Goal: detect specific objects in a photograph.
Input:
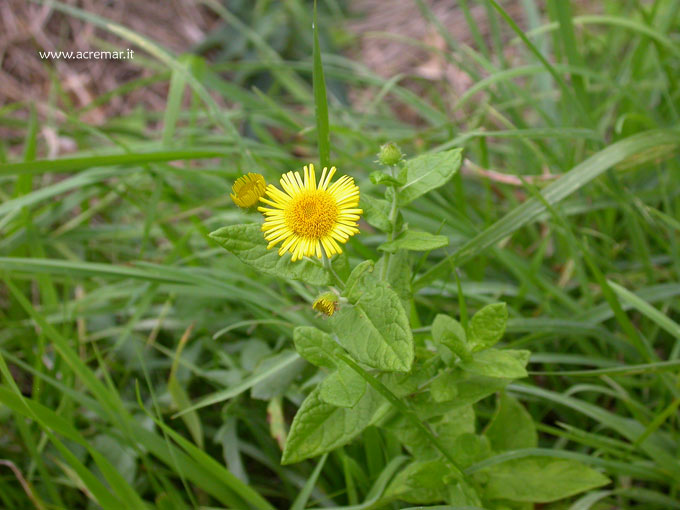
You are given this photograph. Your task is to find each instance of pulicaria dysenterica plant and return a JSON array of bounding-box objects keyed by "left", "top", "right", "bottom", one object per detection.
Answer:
[{"left": 211, "top": 150, "right": 610, "bottom": 508}]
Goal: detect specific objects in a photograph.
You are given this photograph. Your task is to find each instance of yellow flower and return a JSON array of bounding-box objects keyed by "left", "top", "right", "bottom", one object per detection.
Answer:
[
  {"left": 230, "top": 173, "right": 267, "bottom": 208},
  {"left": 313, "top": 292, "right": 338, "bottom": 316},
  {"left": 258, "top": 164, "right": 362, "bottom": 261}
]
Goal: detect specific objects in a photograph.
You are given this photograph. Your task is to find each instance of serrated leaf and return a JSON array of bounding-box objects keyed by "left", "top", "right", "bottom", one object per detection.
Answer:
[
  {"left": 485, "top": 393, "right": 537, "bottom": 451},
  {"left": 468, "top": 303, "right": 508, "bottom": 351},
  {"left": 398, "top": 148, "right": 463, "bottom": 205},
  {"left": 462, "top": 349, "right": 529, "bottom": 379},
  {"left": 432, "top": 314, "right": 469, "bottom": 360},
  {"left": 378, "top": 230, "right": 449, "bottom": 253},
  {"left": 281, "top": 385, "right": 385, "bottom": 464},
  {"left": 478, "top": 457, "right": 610, "bottom": 503},
  {"left": 209, "top": 224, "right": 329, "bottom": 285},
  {"left": 332, "top": 280, "right": 414, "bottom": 372},
  {"left": 360, "top": 194, "right": 392, "bottom": 232},
  {"left": 293, "top": 326, "right": 344, "bottom": 369},
  {"left": 319, "top": 362, "right": 366, "bottom": 408}
]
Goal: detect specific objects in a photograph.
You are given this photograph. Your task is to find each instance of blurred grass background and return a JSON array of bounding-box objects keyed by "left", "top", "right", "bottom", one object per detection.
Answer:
[{"left": 1, "top": 0, "right": 679, "bottom": 508}]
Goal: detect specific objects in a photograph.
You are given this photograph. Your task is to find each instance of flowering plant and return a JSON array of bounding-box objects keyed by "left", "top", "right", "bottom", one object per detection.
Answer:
[{"left": 210, "top": 147, "right": 608, "bottom": 508}]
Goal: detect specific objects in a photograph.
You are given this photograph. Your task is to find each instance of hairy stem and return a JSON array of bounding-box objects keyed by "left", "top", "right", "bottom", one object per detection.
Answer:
[
  {"left": 322, "top": 251, "right": 345, "bottom": 289},
  {"left": 380, "top": 166, "right": 400, "bottom": 281}
]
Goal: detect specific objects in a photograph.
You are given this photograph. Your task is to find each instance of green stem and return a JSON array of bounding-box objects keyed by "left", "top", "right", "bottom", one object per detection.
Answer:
[
  {"left": 337, "top": 354, "right": 466, "bottom": 480},
  {"left": 322, "top": 251, "right": 345, "bottom": 289},
  {"left": 380, "top": 167, "right": 400, "bottom": 281}
]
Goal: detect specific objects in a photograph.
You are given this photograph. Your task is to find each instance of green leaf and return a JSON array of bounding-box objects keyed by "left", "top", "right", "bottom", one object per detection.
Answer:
[
  {"left": 485, "top": 393, "right": 537, "bottom": 451},
  {"left": 360, "top": 194, "right": 392, "bottom": 232},
  {"left": 378, "top": 230, "right": 449, "bottom": 253},
  {"left": 293, "top": 326, "right": 344, "bottom": 369},
  {"left": 448, "top": 433, "right": 492, "bottom": 468},
  {"left": 375, "top": 250, "right": 412, "bottom": 310},
  {"left": 430, "top": 371, "right": 459, "bottom": 403},
  {"left": 455, "top": 373, "right": 513, "bottom": 406},
  {"left": 383, "top": 459, "right": 455, "bottom": 504},
  {"left": 468, "top": 303, "right": 508, "bottom": 351},
  {"left": 436, "top": 405, "right": 477, "bottom": 444},
  {"left": 447, "top": 479, "right": 483, "bottom": 507},
  {"left": 332, "top": 250, "right": 351, "bottom": 281},
  {"left": 462, "top": 349, "right": 529, "bottom": 379},
  {"left": 478, "top": 457, "right": 610, "bottom": 503},
  {"left": 281, "top": 385, "right": 385, "bottom": 464},
  {"left": 370, "top": 170, "right": 405, "bottom": 186},
  {"left": 398, "top": 148, "right": 463, "bottom": 205},
  {"left": 332, "top": 279, "right": 414, "bottom": 372},
  {"left": 380, "top": 356, "right": 438, "bottom": 398},
  {"left": 209, "top": 224, "right": 329, "bottom": 285},
  {"left": 386, "top": 403, "right": 475, "bottom": 460},
  {"left": 432, "top": 314, "right": 469, "bottom": 360},
  {"left": 319, "top": 362, "right": 367, "bottom": 408},
  {"left": 344, "top": 260, "right": 377, "bottom": 303}
]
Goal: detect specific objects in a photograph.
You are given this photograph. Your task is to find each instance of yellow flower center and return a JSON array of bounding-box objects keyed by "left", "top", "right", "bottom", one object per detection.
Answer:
[{"left": 285, "top": 189, "right": 338, "bottom": 238}]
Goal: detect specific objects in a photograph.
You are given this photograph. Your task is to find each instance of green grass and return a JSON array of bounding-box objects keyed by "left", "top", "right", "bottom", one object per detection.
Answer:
[{"left": 1, "top": 0, "right": 679, "bottom": 508}]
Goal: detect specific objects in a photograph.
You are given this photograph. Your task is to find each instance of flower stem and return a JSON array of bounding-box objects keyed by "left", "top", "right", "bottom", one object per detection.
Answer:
[
  {"left": 322, "top": 251, "right": 345, "bottom": 289},
  {"left": 337, "top": 353, "right": 466, "bottom": 480},
  {"left": 380, "top": 166, "right": 400, "bottom": 280}
]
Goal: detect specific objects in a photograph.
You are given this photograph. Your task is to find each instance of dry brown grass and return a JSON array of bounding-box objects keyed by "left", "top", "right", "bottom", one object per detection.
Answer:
[{"left": 0, "top": 0, "right": 218, "bottom": 121}]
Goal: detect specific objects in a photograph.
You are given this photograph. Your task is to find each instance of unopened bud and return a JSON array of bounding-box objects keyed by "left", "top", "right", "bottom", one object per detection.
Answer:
[{"left": 377, "top": 142, "right": 403, "bottom": 166}]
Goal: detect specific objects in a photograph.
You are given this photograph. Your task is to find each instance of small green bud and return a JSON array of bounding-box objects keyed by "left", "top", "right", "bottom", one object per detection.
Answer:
[{"left": 377, "top": 142, "right": 403, "bottom": 166}]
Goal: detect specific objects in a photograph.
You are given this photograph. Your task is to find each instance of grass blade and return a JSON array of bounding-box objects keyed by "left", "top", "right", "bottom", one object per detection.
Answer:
[
  {"left": 290, "top": 453, "right": 328, "bottom": 510},
  {"left": 415, "top": 129, "right": 680, "bottom": 289},
  {"left": 313, "top": 0, "right": 331, "bottom": 168},
  {"left": 608, "top": 280, "right": 680, "bottom": 343}
]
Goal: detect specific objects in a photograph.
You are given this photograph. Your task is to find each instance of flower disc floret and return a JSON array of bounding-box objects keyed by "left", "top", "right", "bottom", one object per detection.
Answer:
[
  {"left": 313, "top": 292, "right": 338, "bottom": 316},
  {"left": 230, "top": 173, "right": 267, "bottom": 208},
  {"left": 258, "top": 164, "right": 362, "bottom": 261}
]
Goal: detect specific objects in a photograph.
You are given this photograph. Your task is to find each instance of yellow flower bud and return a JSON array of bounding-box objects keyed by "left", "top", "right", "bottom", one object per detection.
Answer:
[
  {"left": 312, "top": 292, "right": 338, "bottom": 316},
  {"left": 230, "top": 173, "right": 267, "bottom": 208}
]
